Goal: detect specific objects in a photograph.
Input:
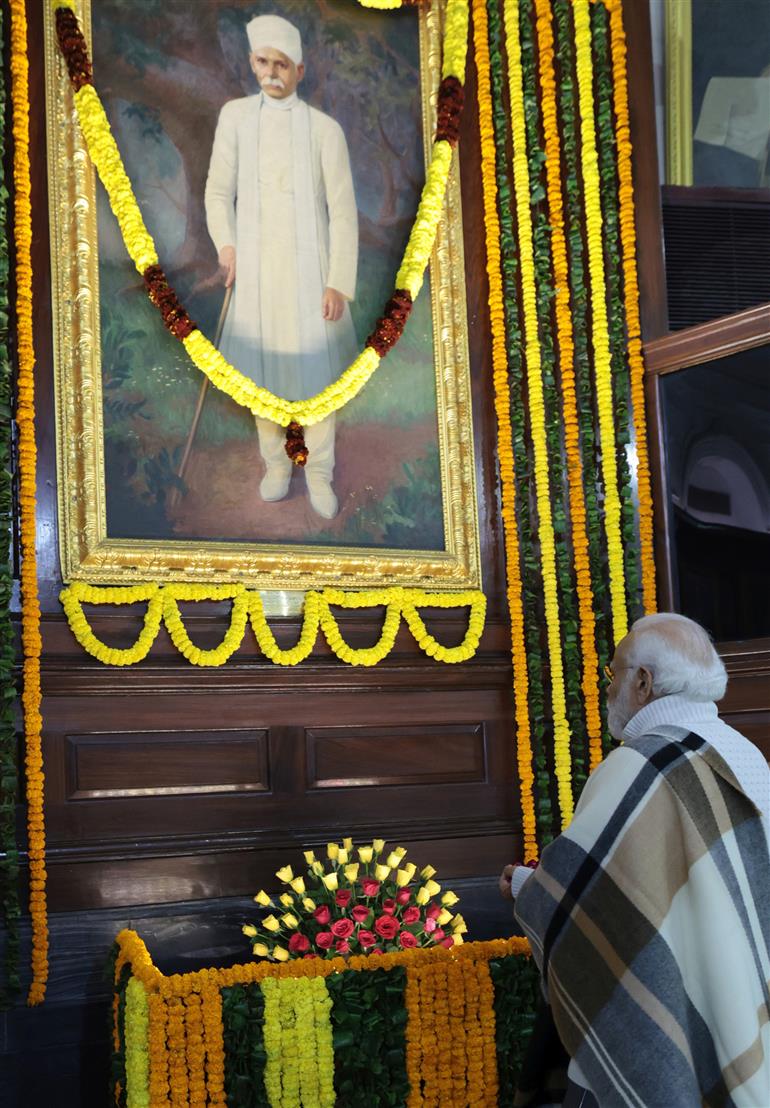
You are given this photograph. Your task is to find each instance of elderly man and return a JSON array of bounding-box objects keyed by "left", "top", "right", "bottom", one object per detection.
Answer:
[
  {"left": 205, "top": 14, "right": 359, "bottom": 519},
  {"left": 502, "top": 613, "right": 770, "bottom": 1107}
]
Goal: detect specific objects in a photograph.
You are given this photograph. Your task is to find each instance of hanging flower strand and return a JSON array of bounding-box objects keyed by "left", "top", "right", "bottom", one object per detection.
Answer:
[{"left": 51, "top": 0, "right": 469, "bottom": 429}]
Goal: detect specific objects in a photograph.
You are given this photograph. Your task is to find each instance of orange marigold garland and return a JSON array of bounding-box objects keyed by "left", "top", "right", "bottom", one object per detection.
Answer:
[
  {"left": 10, "top": 0, "right": 48, "bottom": 1006},
  {"left": 603, "top": 0, "right": 657, "bottom": 614},
  {"left": 471, "top": 0, "right": 538, "bottom": 861}
]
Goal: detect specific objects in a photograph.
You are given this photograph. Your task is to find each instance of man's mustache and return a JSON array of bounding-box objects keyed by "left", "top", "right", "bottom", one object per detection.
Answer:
[{"left": 262, "top": 77, "right": 285, "bottom": 89}]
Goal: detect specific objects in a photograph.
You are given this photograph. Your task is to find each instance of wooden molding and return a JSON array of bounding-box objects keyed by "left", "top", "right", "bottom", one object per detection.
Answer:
[{"left": 644, "top": 302, "right": 770, "bottom": 376}]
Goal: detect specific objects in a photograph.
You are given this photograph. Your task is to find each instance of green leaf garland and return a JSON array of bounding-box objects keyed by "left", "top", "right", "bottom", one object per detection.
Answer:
[{"left": 222, "top": 983, "right": 270, "bottom": 1108}]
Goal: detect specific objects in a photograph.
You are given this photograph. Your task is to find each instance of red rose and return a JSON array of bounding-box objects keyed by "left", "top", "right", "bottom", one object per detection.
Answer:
[
  {"left": 440, "top": 936, "right": 454, "bottom": 949},
  {"left": 303, "top": 953, "right": 318, "bottom": 960},
  {"left": 381, "top": 898, "right": 397, "bottom": 915},
  {"left": 424, "top": 917, "right": 437, "bottom": 933},
  {"left": 396, "top": 889, "right": 411, "bottom": 905},
  {"left": 371, "top": 948, "right": 383, "bottom": 955},
  {"left": 335, "top": 939, "right": 350, "bottom": 954},
  {"left": 402, "top": 906, "right": 420, "bottom": 924},
  {"left": 314, "top": 905, "right": 331, "bottom": 925},
  {"left": 426, "top": 903, "right": 441, "bottom": 920},
  {"left": 335, "top": 889, "right": 352, "bottom": 908},
  {"left": 399, "top": 930, "right": 418, "bottom": 948},
  {"left": 374, "top": 915, "right": 400, "bottom": 940},
  {"left": 352, "top": 905, "right": 370, "bottom": 923},
  {"left": 360, "top": 878, "right": 381, "bottom": 897},
  {"left": 432, "top": 928, "right": 445, "bottom": 943},
  {"left": 357, "top": 929, "right": 376, "bottom": 949},
  {"left": 331, "top": 918, "right": 355, "bottom": 939},
  {"left": 316, "top": 931, "right": 333, "bottom": 950},
  {"left": 288, "top": 933, "right": 310, "bottom": 954}
]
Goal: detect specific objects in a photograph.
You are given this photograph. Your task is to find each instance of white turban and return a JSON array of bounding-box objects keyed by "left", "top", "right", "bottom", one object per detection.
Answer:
[{"left": 246, "top": 15, "right": 302, "bottom": 65}]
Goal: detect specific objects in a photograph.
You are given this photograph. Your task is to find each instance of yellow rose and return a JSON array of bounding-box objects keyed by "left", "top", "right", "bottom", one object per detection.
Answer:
[
  {"left": 403, "top": 863, "right": 417, "bottom": 880},
  {"left": 311, "top": 861, "right": 325, "bottom": 876},
  {"left": 290, "top": 877, "right": 306, "bottom": 895},
  {"left": 322, "top": 871, "right": 339, "bottom": 891},
  {"left": 303, "top": 850, "right": 316, "bottom": 865},
  {"left": 273, "top": 946, "right": 289, "bottom": 962},
  {"left": 344, "top": 863, "right": 359, "bottom": 882},
  {"left": 438, "top": 908, "right": 453, "bottom": 926},
  {"left": 262, "top": 915, "right": 281, "bottom": 932},
  {"left": 374, "top": 864, "right": 390, "bottom": 882},
  {"left": 416, "top": 887, "right": 430, "bottom": 906},
  {"left": 279, "top": 893, "right": 294, "bottom": 907},
  {"left": 452, "top": 914, "right": 467, "bottom": 934},
  {"left": 281, "top": 913, "right": 298, "bottom": 928},
  {"left": 441, "top": 891, "right": 459, "bottom": 906},
  {"left": 424, "top": 879, "right": 441, "bottom": 898},
  {"left": 343, "top": 837, "right": 353, "bottom": 851},
  {"left": 396, "top": 869, "right": 411, "bottom": 888},
  {"left": 372, "top": 839, "right": 385, "bottom": 854},
  {"left": 337, "top": 849, "right": 349, "bottom": 865},
  {"left": 276, "top": 865, "right": 294, "bottom": 884},
  {"left": 302, "top": 897, "right": 316, "bottom": 912},
  {"left": 327, "top": 842, "right": 339, "bottom": 861},
  {"left": 421, "top": 865, "right": 436, "bottom": 879},
  {"left": 358, "top": 846, "right": 374, "bottom": 864},
  {"left": 393, "top": 846, "right": 407, "bottom": 860},
  {"left": 252, "top": 942, "right": 270, "bottom": 957},
  {"left": 254, "top": 890, "right": 272, "bottom": 907},
  {"left": 452, "top": 932, "right": 464, "bottom": 946},
  {"left": 242, "top": 924, "right": 257, "bottom": 938},
  {"left": 386, "top": 851, "right": 401, "bottom": 869}
]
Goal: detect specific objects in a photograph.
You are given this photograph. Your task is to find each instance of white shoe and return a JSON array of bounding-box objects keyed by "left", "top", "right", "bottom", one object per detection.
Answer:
[
  {"left": 306, "top": 474, "right": 338, "bottom": 519},
  {"left": 260, "top": 466, "right": 291, "bottom": 502}
]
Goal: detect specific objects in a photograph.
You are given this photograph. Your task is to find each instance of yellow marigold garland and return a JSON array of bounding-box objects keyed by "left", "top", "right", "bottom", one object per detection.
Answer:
[
  {"left": 476, "top": 960, "right": 499, "bottom": 1105},
  {"left": 201, "top": 982, "right": 227, "bottom": 1106},
  {"left": 54, "top": 0, "right": 469, "bottom": 429},
  {"left": 125, "top": 978, "right": 150, "bottom": 1108},
  {"left": 167, "top": 996, "right": 189, "bottom": 1106},
  {"left": 184, "top": 992, "right": 207, "bottom": 1108},
  {"left": 10, "top": 0, "right": 47, "bottom": 1006},
  {"left": 534, "top": 0, "right": 604, "bottom": 773},
  {"left": 405, "top": 964, "right": 424, "bottom": 1106},
  {"left": 260, "top": 977, "right": 284, "bottom": 1106},
  {"left": 60, "top": 582, "right": 487, "bottom": 668},
  {"left": 603, "top": 0, "right": 657, "bottom": 614},
  {"left": 571, "top": 0, "right": 628, "bottom": 644},
  {"left": 471, "top": 0, "right": 538, "bottom": 860},
  {"left": 502, "top": 0, "right": 574, "bottom": 825},
  {"left": 147, "top": 992, "right": 170, "bottom": 1106}
]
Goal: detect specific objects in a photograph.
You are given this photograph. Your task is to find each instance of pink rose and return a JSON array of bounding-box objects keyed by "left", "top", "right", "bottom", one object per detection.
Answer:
[
  {"left": 402, "top": 906, "right": 420, "bottom": 924},
  {"left": 399, "top": 930, "right": 418, "bottom": 949},
  {"left": 335, "top": 939, "right": 350, "bottom": 954},
  {"left": 288, "top": 933, "right": 310, "bottom": 954},
  {"left": 303, "top": 953, "right": 318, "bottom": 960},
  {"left": 381, "top": 898, "right": 396, "bottom": 915},
  {"left": 360, "top": 878, "right": 381, "bottom": 897},
  {"left": 396, "top": 889, "right": 411, "bottom": 905},
  {"left": 440, "top": 936, "right": 454, "bottom": 949},
  {"left": 424, "top": 917, "right": 437, "bottom": 933},
  {"left": 335, "top": 889, "right": 352, "bottom": 908},
  {"left": 357, "top": 929, "right": 376, "bottom": 949},
  {"left": 352, "top": 905, "right": 370, "bottom": 923},
  {"left": 426, "top": 903, "right": 441, "bottom": 920},
  {"left": 432, "top": 928, "right": 445, "bottom": 943},
  {"left": 331, "top": 918, "right": 355, "bottom": 940},
  {"left": 374, "top": 915, "right": 400, "bottom": 940},
  {"left": 371, "top": 948, "right": 383, "bottom": 956},
  {"left": 314, "top": 905, "right": 331, "bottom": 925},
  {"left": 316, "top": 931, "right": 334, "bottom": 950}
]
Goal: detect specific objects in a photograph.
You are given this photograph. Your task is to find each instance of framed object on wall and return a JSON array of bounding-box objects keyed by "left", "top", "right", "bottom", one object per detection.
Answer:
[
  {"left": 44, "top": 0, "right": 480, "bottom": 593},
  {"left": 665, "top": 0, "right": 770, "bottom": 188}
]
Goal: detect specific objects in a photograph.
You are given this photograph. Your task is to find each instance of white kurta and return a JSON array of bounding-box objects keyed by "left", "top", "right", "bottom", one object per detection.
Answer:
[{"left": 205, "top": 91, "right": 359, "bottom": 402}]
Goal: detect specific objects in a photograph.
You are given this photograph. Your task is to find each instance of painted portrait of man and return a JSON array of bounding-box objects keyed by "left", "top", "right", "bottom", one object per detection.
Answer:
[{"left": 205, "top": 13, "right": 359, "bottom": 520}]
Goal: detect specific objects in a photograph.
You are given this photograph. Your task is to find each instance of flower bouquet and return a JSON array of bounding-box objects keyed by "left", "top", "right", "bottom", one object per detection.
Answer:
[{"left": 243, "top": 839, "right": 467, "bottom": 961}]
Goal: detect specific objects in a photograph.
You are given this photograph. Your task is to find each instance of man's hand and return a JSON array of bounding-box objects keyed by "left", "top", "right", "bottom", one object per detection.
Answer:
[
  {"left": 322, "top": 287, "right": 345, "bottom": 322},
  {"left": 218, "top": 246, "right": 236, "bottom": 288},
  {"left": 499, "top": 864, "right": 516, "bottom": 901}
]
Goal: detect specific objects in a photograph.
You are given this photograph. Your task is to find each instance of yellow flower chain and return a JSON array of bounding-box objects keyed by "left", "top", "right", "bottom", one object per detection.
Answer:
[
  {"left": 10, "top": 0, "right": 48, "bottom": 1007},
  {"left": 534, "top": 0, "right": 604, "bottom": 773},
  {"left": 57, "top": 0, "right": 469, "bottom": 429},
  {"left": 603, "top": 0, "right": 657, "bottom": 615},
  {"left": 260, "top": 977, "right": 285, "bottom": 1107},
  {"left": 60, "top": 582, "right": 487, "bottom": 668},
  {"left": 184, "top": 992, "right": 208, "bottom": 1108},
  {"left": 200, "top": 982, "right": 227, "bottom": 1106},
  {"left": 147, "top": 992, "right": 170, "bottom": 1105},
  {"left": 471, "top": 0, "right": 537, "bottom": 860},
  {"left": 503, "top": 0, "right": 573, "bottom": 825},
  {"left": 572, "top": 0, "right": 628, "bottom": 644},
  {"left": 125, "top": 978, "right": 150, "bottom": 1108}
]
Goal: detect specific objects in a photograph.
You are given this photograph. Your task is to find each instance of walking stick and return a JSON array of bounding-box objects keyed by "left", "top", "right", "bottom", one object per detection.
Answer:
[{"left": 169, "top": 283, "right": 233, "bottom": 509}]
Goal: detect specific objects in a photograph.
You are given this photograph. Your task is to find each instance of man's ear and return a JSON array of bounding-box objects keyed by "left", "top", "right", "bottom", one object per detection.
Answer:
[
  {"left": 297, "top": 63, "right": 305, "bottom": 84},
  {"left": 636, "top": 665, "right": 654, "bottom": 704}
]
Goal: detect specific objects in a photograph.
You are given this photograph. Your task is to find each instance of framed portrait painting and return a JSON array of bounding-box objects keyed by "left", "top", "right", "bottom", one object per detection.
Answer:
[{"left": 44, "top": 0, "right": 480, "bottom": 594}]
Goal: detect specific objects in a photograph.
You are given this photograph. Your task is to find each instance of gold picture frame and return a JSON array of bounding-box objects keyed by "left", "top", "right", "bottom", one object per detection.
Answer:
[
  {"left": 665, "top": 0, "right": 693, "bottom": 186},
  {"left": 44, "top": 0, "right": 480, "bottom": 597}
]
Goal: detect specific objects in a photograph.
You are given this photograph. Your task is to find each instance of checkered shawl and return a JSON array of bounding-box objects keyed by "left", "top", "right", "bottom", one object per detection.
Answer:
[{"left": 514, "top": 729, "right": 770, "bottom": 1108}]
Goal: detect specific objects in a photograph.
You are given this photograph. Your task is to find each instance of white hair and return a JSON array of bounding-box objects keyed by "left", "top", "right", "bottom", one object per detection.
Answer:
[{"left": 627, "top": 613, "right": 727, "bottom": 702}]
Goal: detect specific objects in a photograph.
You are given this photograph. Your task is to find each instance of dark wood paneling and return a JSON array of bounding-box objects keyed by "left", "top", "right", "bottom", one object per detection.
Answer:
[
  {"left": 65, "top": 729, "right": 270, "bottom": 800},
  {"left": 306, "top": 723, "right": 485, "bottom": 788}
]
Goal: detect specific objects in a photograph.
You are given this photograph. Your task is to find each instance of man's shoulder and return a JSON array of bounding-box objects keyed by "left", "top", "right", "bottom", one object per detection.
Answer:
[
  {"left": 307, "top": 104, "right": 345, "bottom": 138},
  {"left": 216, "top": 96, "right": 259, "bottom": 124}
]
